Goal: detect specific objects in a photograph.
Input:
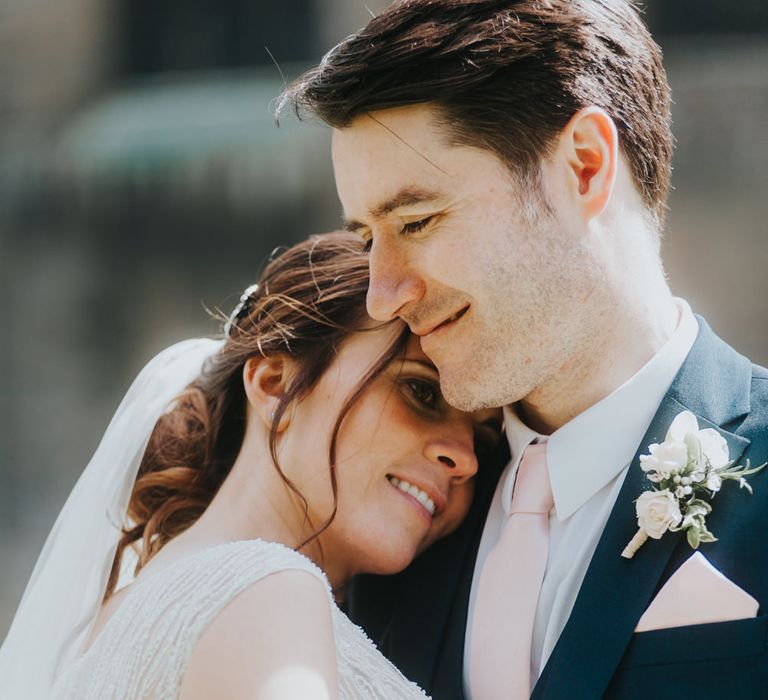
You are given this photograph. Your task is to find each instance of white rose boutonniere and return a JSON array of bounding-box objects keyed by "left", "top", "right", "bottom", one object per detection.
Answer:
[
  {"left": 635, "top": 491, "right": 682, "bottom": 539},
  {"left": 622, "top": 410, "right": 766, "bottom": 559}
]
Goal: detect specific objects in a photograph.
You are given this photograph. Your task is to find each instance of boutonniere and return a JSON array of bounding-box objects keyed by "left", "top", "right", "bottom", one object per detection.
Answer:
[{"left": 622, "top": 410, "right": 766, "bottom": 559}]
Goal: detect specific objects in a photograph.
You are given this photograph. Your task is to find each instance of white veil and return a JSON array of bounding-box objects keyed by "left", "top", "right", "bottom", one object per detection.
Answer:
[{"left": 0, "top": 337, "right": 223, "bottom": 699}]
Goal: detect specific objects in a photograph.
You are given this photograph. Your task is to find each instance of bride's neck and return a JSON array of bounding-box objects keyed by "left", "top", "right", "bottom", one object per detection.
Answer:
[
  {"left": 185, "top": 454, "right": 305, "bottom": 546},
  {"left": 166, "top": 443, "right": 348, "bottom": 580},
  {"left": 141, "top": 429, "right": 355, "bottom": 600}
]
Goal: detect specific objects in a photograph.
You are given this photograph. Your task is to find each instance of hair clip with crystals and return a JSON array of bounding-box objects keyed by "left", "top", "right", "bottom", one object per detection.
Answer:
[{"left": 224, "top": 283, "right": 260, "bottom": 338}]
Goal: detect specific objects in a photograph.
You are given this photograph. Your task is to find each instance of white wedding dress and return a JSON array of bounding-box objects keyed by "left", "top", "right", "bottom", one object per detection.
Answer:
[{"left": 51, "top": 539, "right": 429, "bottom": 700}]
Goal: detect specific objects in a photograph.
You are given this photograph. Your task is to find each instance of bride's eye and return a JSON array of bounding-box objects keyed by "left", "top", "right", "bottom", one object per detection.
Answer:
[{"left": 405, "top": 378, "right": 440, "bottom": 410}]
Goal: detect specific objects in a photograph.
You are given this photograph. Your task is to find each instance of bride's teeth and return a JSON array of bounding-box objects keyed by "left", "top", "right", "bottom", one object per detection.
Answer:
[{"left": 387, "top": 476, "right": 436, "bottom": 516}]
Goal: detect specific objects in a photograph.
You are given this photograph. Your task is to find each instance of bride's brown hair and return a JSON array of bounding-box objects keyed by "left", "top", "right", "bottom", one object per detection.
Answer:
[{"left": 105, "top": 231, "right": 408, "bottom": 599}]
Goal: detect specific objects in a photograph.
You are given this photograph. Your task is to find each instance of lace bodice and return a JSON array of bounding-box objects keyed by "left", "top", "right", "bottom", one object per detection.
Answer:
[{"left": 51, "top": 540, "right": 428, "bottom": 699}]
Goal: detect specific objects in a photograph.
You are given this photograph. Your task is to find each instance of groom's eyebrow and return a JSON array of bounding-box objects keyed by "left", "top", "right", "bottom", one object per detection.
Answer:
[{"left": 343, "top": 186, "right": 443, "bottom": 233}]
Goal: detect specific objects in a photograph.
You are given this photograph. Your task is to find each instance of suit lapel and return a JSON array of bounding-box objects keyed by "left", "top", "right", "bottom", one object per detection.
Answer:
[{"left": 533, "top": 318, "right": 752, "bottom": 699}]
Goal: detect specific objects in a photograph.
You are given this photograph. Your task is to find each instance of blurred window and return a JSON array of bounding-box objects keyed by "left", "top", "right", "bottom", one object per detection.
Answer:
[
  {"left": 646, "top": 0, "right": 768, "bottom": 36},
  {"left": 119, "top": 0, "right": 319, "bottom": 75}
]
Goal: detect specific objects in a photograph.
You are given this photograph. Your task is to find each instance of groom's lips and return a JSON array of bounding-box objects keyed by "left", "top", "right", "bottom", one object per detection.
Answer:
[{"left": 415, "top": 305, "right": 470, "bottom": 338}]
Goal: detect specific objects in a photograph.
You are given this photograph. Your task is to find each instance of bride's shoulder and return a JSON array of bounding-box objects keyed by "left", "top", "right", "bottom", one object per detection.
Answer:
[
  {"left": 173, "top": 538, "right": 333, "bottom": 593},
  {"left": 179, "top": 540, "right": 338, "bottom": 700},
  {"left": 204, "top": 538, "right": 329, "bottom": 577}
]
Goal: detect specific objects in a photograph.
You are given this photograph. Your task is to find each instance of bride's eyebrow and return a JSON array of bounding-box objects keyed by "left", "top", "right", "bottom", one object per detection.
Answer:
[{"left": 399, "top": 358, "right": 439, "bottom": 374}]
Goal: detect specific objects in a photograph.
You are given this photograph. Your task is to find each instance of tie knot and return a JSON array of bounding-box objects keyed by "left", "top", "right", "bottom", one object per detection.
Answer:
[{"left": 509, "top": 442, "right": 554, "bottom": 515}]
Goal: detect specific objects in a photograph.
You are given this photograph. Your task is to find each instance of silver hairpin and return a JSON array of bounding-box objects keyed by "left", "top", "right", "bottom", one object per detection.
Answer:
[{"left": 224, "top": 283, "right": 260, "bottom": 338}]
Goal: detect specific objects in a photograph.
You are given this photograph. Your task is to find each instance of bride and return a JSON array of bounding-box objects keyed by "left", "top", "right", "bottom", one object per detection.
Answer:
[{"left": 0, "top": 231, "right": 502, "bottom": 699}]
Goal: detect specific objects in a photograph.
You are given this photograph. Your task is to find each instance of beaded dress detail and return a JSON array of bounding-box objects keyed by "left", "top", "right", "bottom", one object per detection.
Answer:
[{"left": 52, "top": 540, "right": 428, "bottom": 699}]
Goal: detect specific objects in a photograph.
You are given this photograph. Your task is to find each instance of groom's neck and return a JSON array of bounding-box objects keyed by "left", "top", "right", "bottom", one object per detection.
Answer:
[{"left": 518, "top": 279, "right": 678, "bottom": 435}]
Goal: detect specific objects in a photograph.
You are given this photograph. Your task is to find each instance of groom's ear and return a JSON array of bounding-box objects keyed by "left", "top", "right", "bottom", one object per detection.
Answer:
[
  {"left": 243, "top": 355, "right": 293, "bottom": 433},
  {"left": 560, "top": 106, "right": 618, "bottom": 220}
]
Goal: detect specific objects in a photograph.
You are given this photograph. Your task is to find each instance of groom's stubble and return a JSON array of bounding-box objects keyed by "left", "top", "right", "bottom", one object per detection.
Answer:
[
  {"left": 331, "top": 103, "right": 618, "bottom": 418},
  {"left": 428, "top": 181, "right": 606, "bottom": 416}
]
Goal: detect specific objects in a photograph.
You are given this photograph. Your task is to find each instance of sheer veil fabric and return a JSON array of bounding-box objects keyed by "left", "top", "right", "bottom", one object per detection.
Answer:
[{"left": 0, "top": 338, "right": 223, "bottom": 700}]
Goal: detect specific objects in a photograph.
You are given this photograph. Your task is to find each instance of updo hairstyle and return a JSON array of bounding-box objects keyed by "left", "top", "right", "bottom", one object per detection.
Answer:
[{"left": 105, "top": 232, "right": 408, "bottom": 599}]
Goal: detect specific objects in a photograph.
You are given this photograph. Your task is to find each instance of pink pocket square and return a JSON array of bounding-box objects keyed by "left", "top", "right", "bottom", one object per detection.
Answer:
[{"left": 635, "top": 552, "right": 759, "bottom": 633}]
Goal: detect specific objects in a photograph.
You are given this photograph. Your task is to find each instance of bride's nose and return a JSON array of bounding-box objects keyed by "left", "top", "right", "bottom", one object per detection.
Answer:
[{"left": 423, "top": 434, "right": 478, "bottom": 484}]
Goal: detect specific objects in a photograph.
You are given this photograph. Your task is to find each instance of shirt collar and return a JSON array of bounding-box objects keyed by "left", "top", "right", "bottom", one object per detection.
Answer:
[{"left": 502, "top": 298, "right": 699, "bottom": 521}]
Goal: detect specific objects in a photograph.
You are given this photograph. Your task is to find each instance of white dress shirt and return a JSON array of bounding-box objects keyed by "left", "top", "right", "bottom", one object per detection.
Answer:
[{"left": 463, "top": 299, "right": 699, "bottom": 697}]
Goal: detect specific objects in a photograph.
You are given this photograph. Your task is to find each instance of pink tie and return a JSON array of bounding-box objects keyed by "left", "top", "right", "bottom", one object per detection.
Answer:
[{"left": 469, "top": 442, "right": 554, "bottom": 700}]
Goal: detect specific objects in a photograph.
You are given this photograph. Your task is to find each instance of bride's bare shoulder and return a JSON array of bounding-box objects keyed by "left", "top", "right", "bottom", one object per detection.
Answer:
[{"left": 179, "top": 568, "right": 338, "bottom": 700}]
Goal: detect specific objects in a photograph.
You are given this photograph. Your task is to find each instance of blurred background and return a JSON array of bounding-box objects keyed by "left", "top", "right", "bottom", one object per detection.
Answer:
[{"left": 1, "top": 1, "right": 767, "bottom": 636}]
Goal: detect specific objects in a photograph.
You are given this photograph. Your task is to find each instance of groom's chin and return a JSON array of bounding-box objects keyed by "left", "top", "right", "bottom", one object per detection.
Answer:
[{"left": 440, "top": 372, "right": 505, "bottom": 414}]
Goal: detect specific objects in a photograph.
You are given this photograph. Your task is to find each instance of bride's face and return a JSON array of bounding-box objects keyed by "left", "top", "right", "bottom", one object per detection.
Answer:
[{"left": 281, "top": 323, "right": 502, "bottom": 582}]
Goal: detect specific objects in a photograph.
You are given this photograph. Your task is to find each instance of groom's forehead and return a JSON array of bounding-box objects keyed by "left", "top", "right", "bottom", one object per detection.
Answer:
[
  {"left": 331, "top": 105, "right": 457, "bottom": 173},
  {"left": 333, "top": 127, "right": 454, "bottom": 213}
]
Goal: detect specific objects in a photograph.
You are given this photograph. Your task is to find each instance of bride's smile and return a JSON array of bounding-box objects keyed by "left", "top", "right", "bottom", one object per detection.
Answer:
[{"left": 176, "top": 324, "right": 502, "bottom": 593}]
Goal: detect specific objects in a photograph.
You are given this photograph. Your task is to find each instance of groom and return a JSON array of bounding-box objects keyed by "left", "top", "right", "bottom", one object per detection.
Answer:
[{"left": 284, "top": 1, "right": 768, "bottom": 698}]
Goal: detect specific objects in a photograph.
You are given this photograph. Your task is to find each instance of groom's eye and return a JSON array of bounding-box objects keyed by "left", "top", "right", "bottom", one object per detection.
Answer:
[
  {"left": 359, "top": 232, "right": 373, "bottom": 252},
  {"left": 401, "top": 216, "right": 433, "bottom": 236}
]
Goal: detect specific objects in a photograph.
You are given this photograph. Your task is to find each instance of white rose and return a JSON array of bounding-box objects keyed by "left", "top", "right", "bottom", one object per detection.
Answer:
[
  {"left": 665, "top": 411, "right": 700, "bottom": 443},
  {"left": 640, "top": 440, "right": 689, "bottom": 479},
  {"left": 698, "top": 428, "right": 730, "bottom": 468},
  {"left": 636, "top": 490, "right": 683, "bottom": 539}
]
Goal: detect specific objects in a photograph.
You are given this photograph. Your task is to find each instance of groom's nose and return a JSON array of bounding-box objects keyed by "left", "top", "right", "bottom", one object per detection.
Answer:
[{"left": 366, "top": 238, "right": 426, "bottom": 321}]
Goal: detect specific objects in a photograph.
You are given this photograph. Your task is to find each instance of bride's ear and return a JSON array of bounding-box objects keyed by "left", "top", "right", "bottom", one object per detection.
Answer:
[{"left": 243, "top": 356, "right": 293, "bottom": 433}]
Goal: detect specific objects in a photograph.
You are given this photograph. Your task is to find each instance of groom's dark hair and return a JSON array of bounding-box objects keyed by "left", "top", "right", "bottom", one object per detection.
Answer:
[{"left": 281, "top": 0, "right": 673, "bottom": 227}]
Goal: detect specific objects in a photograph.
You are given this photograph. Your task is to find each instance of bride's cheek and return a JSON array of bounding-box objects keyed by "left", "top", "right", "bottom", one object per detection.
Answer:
[{"left": 444, "top": 485, "right": 475, "bottom": 530}]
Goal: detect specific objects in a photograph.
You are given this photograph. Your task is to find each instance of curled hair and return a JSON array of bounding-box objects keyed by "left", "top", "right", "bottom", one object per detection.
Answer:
[
  {"left": 280, "top": 0, "right": 673, "bottom": 228},
  {"left": 105, "top": 232, "right": 408, "bottom": 598}
]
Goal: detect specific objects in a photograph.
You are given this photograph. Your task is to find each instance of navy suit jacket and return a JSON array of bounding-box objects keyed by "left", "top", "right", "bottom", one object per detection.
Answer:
[{"left": 348, "top": 318, "right": 768, "bottom": 699}]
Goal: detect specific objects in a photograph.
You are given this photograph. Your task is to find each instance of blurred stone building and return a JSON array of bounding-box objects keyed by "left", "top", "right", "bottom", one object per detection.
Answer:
[{"left": 1, "top": 0, "right": 767, "bottom": 635}]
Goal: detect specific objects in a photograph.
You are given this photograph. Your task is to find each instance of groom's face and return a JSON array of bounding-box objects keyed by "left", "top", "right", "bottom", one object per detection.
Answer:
[{"left": 332, "top": 104, "right": 598, "bottom": 411}]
